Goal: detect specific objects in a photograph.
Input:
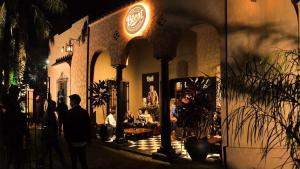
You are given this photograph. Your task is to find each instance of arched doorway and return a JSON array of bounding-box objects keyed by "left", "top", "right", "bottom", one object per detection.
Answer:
[
  {"left": 123, "top": 38, "right": 159, "bottom": 120},
  {"left": 90, "top": 51, "right": 116, "bottom": 124},
  {"left": 170, "top": 24, "right": 221, "bottom": 78}
]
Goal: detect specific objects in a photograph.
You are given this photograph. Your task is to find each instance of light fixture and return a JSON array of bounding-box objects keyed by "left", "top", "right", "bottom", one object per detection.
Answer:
[
  {"left": 65, "top": 38, "right": 79, "bottom": 54},
  {"left": 66, "top": 41, "right": 73, "bottom": 53},
  {"left": 46, "top": 59, "right": 49, "bottom": 65},
  {"left": 126, "top": 58, "right": 129, "bottom": 66},
  {"left": 61, "top": 47, "right": 64, "bottom": 53}
]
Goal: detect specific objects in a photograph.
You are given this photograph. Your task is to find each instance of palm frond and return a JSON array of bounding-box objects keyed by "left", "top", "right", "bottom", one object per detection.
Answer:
[
  {"left": 227, "top": 48, "right": 300, "bottom": 168},
  {"left": 31, "top": 4, "right": 51, "bottom": 39},
  {"left": 44, "top": 0, "right": 66, "bottom": 14},
  {"left": 89, "top": 80, "right": 111, "bottom": 108},
  {"left": 0, "top": 3, "right": 6, "bottom": 39}
]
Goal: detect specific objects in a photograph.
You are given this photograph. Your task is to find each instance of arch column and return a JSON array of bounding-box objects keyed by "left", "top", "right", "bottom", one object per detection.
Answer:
[
  {"left": 109, "top": 42, "right": 128, "bottom": 144},
  {"left": 113, "top": 64, "right": 127, "bottom": 144},
  {"left": 151, "top": 28, "right": 181, "bottom": 157},
  {"left": 158, "top": 57, "right": 174, "bottom": 154}
]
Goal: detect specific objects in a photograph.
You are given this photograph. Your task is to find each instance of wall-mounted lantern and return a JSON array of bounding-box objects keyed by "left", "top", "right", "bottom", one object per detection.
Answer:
[
  {"left": 60, "top": 46, "right": 64, "bottom": 53},
  {"left": 66, "top": 40, "right": 73, "bottom": 54},
  {"left": 65, "top": 38, "right": 79, "bottom": 54}
]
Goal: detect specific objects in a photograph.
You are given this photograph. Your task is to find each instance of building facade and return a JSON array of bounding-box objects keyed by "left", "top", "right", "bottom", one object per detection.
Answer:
[{"left": 48, "top": 0, "right": 298, "bottom": 168}]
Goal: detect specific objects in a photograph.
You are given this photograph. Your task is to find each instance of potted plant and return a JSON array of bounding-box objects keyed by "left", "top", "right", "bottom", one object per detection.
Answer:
[
  {"left": 175, "top": 77, "right": 214, "bottom": 161},
  {"left": 89, "top": 80, "right": 110, "bottom": 140}
]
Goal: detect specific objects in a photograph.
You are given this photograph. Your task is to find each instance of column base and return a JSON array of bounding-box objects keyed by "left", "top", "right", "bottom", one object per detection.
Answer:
[
  {"left": 113, "top": 137, "right": 128, "bottom": 145},
  {"left": 152, "top": 147, "right": 180, "bottom": 160}
]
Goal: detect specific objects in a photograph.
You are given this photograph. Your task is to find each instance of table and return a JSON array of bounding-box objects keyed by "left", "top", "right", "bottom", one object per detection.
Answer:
[
  {"left": 124, "top": 128, "right": 153, "bottom": 140},
  {"left": 208, "top": 135, "right": 222, "bottom": 144},
  {"left": 208, "top": 135, "right": 222, "bottom": 154}
]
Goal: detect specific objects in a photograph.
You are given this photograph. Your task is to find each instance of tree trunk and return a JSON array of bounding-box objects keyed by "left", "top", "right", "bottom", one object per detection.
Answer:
[{"left": 3, "top": 10, "right": 11, "bottom": 91}]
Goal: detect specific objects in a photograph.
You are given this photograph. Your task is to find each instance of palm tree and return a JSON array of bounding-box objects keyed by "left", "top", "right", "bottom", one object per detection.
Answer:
[
  {"left": 226, "top": 48, "right": 300, "bottom": 168},
  {"left": 0, "top": 0, "right": 66, "bottom": 93},
  {"left": 223, "top": 1, "right": 300, "bottom": 168}
]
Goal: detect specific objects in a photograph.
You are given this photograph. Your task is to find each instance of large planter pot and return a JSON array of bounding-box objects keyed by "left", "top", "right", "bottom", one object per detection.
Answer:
[
  {"left": 99, "top": 124, "right": 114, "bottom": 141},
  {"left": 184, "top": 136, "right": 210, "bottom": 161}
]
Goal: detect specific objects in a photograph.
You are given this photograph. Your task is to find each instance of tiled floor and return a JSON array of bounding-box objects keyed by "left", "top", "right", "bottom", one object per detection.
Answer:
[
  {"left": 127, "top": 135, "right": 191, "bottom": 159},
  {"left": 99, "top": 134, "right": 221, "bottom": 160}
]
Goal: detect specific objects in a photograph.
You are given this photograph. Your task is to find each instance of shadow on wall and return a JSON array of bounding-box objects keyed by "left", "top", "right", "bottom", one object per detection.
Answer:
[
  {"left": 177, "top": 60, "right": 188, "bottom": 77},
  {"left": 223, "top": 21, "right": 300, "bottom": 168}
]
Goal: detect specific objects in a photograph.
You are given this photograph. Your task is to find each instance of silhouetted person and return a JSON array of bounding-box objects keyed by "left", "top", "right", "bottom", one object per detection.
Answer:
[
  {"left": 34, "top": 95, "right": 41, "bottom": 123},
  {"left": 56, "top": 98, "right": 68, "bottom": 136},
  {"left": 0, "top": 94, "right": 6, "bottom": 149},
  {"left": 39, "top": 97, "right": 66, "bottom": 168},
  {"left": 124, "top": 110, "right": 134, "bottom": 128},
  {"left": 65, "top": 94, "right": 91, "bottom": 169},
  {"left": 3, "top": 85, "right": 28, "bottom": 169}
]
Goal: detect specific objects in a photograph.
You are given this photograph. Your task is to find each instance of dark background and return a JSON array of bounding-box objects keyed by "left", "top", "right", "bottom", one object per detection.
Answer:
[{"left": 51, "top": 0, "right": 137, "bottom": 35}]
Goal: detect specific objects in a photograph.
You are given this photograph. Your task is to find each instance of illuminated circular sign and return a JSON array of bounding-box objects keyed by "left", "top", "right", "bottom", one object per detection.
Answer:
[{"left": 125, "top": 5, "right": 147, "bottom": 35}]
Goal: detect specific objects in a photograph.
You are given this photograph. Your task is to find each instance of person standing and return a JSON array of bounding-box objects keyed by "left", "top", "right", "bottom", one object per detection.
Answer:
[
  {"left": 64, "top": 94, "right": 91, "bottom": 169},
  {"left": 39, "top": 97, "right": 66, "bottom": 168},
  {"left": 56, "top": 98, "right": 68, "bottom": 136},
  {"left": 3, "top": 85, "right": 27, "bottom": 169},
  {"left": 170, "top": 98, "right": 177, "bottom": 141}
]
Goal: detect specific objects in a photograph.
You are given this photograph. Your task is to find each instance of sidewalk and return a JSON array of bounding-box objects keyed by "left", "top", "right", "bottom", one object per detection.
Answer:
[
  {"left": 47, "top": 137, "right": 224, "bottom": 169},
  {"left": 2, "top": 129, "right": 224, "bottom": 169},
  {"left": 92, "top": 140, "right": 224, "bottom": 169}
]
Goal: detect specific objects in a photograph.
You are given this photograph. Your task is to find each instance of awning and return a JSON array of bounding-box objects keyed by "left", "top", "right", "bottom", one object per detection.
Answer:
[{"left": 52, "top": 54, "right": 72, "bottom": 66}]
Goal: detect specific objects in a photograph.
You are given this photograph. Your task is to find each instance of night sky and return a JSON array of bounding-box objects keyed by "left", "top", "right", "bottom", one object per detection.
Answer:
[
  {"left": 51, "top": 0, "right": 136, "bottom": 34},
  {"left": 29, "top": 0, "right": 136, "bottom": 63}
]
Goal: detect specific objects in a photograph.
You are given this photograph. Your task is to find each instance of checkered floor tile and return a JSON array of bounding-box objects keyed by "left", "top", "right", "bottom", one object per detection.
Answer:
[
  {"left": 128, "top": 135, "right": 191, "bottom": 159},
  {"left": 98, "top": 134, "right": 221, "bottom": 160}
]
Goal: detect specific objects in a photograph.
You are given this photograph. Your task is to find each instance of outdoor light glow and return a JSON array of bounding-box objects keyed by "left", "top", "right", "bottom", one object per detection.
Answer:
[
  {"left": 46, "top": 59, "right": 49, "bottom": 65},
  {"left": 126, "top": 58, "right": 129, "bottom": 66},
  {"left": 123, "top": 2, "right": 151, "bottom": 39}
]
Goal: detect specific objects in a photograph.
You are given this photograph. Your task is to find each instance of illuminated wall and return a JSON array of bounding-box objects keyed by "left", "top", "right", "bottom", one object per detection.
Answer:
[
  {"left": 48, "top": 17, "right": 88, "bottom": 108},
  {"left": 47, "top": 0, "right": 299, "bottom": 168},
  {"left": 225, "top": 0, "right": 297, "bottom": 168},
  {"left": 93, "top": 51, "right": 116, "bottom": 124}
]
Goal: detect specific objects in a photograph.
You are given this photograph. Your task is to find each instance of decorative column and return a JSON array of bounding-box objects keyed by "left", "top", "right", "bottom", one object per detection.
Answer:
[
  {"left": 157, "top": 57, "right": 175, "bottom": 156},
  {"left": 114, "top": 64, "right": 127, "bottom": 144},
  {"left": 150, "top": 25, "right": 181, "bottom": 157}
]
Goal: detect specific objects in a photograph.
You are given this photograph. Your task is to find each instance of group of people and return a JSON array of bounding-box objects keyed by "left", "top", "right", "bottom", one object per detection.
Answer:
[
  {"left": 0, "top": 85, "right": 29, "bottom": 169},
  {"left": 40, "top": 93, "right": 91, "bottom": 169},
  {"left": 0, "top": 85, "right": 91, "bottom": 169}
]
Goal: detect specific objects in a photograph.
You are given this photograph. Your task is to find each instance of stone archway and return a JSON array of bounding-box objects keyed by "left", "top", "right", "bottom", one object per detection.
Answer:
[
  {"left": 90, "top": 51, "right": 116, "bottom": 124},
  {"left": 123, "top": 38, "right": 159, "bottom": 119}
]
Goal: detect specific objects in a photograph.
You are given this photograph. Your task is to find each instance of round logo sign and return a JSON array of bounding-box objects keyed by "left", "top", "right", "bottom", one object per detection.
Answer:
[{"left": 125, "top": 5, "right": 147, "bottom": 34}]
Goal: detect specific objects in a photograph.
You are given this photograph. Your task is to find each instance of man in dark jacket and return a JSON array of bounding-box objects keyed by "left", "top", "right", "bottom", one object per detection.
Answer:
[
  {"left": 65, "top": 94, "right": 91, "bottom": 169},
  {"left": 56, "top": 98, "right": 68, "bottom": 136},
  {"left": 3, "top": 85, "right": 28, "bottom": 169},
  {"left": 39, "top": 97, "right": 66, "bottom": 168}
]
